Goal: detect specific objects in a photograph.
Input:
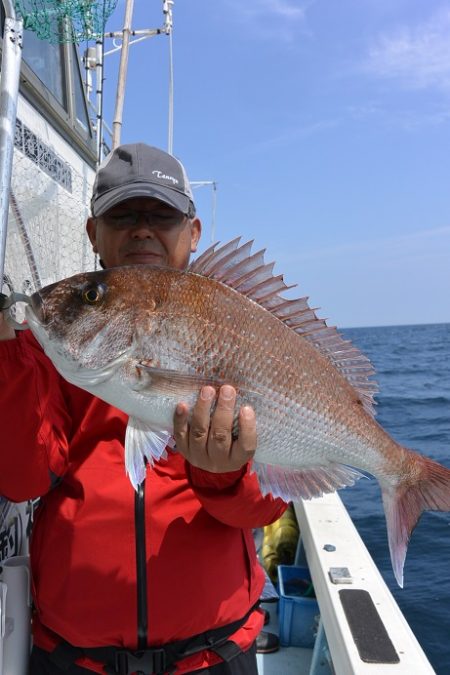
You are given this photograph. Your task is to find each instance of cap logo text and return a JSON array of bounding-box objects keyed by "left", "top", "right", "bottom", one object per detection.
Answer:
[{"left": 152, "top": 170, "right": 179, "bottom": 185}]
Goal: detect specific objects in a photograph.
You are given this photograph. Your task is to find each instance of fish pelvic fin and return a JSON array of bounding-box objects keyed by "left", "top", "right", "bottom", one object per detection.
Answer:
[
  {"left": 124, "top": 416, "right": 174, "bottom": 490},
  {"left": 381, "top": 450, "right": 450, "bottom": 588}
]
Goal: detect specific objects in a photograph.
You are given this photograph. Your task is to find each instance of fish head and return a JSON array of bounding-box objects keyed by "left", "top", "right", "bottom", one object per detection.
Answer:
[{"left": 26, "top": 267, "right": 163, "bottom": 386}]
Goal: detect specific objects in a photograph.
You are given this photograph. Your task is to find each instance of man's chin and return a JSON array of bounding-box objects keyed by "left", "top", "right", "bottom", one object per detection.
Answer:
[{"left": 122, "top": 253, "right": 165, "bottom": 266}]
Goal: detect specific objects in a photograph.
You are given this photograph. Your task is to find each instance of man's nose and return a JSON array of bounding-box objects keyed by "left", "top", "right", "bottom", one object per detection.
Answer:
[{"left": 130, "top": 219, "right": 155, "bottom": 238}]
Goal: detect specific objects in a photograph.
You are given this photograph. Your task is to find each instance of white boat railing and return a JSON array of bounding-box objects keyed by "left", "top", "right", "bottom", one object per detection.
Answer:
[{"left": 294, "top": 493, "right": 435, "bottom": 674}]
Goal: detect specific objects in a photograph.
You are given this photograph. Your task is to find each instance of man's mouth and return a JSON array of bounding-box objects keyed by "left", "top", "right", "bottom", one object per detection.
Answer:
[{"left": 124, "top": 250, "right": 163, "bottom": 263}]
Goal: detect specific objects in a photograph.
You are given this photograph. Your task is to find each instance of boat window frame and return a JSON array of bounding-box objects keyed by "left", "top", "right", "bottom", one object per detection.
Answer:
[
  {"left": 20, "top": 26, "right": 68, "bottom": 111},
  {"left": 0, "top": 8, "right": 97, "bottom": 164}
]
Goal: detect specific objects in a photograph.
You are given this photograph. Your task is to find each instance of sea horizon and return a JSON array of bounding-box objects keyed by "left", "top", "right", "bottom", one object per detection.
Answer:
[
  {"left": 343, "top": 319, "right": 450, "bottom": 331},
  {"left": 340, "top": 322, "right": 450, "bottom": 673}
]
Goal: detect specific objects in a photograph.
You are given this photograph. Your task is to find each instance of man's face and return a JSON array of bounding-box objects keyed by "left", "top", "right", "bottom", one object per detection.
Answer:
[{"left": 86, "top": 197, "right": 201, "bottom": 270}]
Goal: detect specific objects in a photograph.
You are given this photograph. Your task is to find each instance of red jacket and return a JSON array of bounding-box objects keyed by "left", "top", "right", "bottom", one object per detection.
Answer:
[{"left": 0, "top": 330, "right": 286, "bottom": 673}]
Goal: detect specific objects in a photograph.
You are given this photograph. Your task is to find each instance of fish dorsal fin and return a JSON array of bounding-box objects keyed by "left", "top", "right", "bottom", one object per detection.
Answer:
[{"left": 189, "top": 239, "right": 378, "bottom": 415}]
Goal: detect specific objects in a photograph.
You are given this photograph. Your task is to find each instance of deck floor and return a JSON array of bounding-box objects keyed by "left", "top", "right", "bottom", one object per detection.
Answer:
[{"left": 256, "top": 602, "right": 313, "bottom": 675}]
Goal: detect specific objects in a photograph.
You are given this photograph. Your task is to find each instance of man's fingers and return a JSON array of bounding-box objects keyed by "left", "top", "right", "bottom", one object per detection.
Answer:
[
  {"left": 173, "top": 402, "right": 189, "bottom": 453},
  {"left": 188, "top": 386, "right": 215, "bottom": 453},
  {"left": 232, "top": 406, "right": 257, "bottom": 461},
  {"left": 208, "top": 385, "right": 236, "bottom": 453},
  {"left": 173, "top": 386, "right": 257, "bottom": 473}
]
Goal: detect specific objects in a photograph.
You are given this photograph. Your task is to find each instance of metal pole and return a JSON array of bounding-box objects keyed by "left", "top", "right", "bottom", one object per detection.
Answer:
[
  {"left": 191, "top": 181, "right": 218, "bottom": 242},
  {"left": 0, "top": 0, "right": 23, "bottom": 285},
  {"left": 112, "top": 0, "right": 134, "bottom": 148},
  {"left": 10, "top": 191, "right": 41, "bottom": 289},
  {"left": 96, "top": 39, "right": 104, "bottom": 163},
  {"left": 211, "top": 181, "right": 217, "bottom": 242}
]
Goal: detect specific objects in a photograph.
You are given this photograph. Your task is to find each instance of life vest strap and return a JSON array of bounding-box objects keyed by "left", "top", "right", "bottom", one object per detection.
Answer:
[{"left": 48, "top": 602, "right": 259, "bottom": 675}]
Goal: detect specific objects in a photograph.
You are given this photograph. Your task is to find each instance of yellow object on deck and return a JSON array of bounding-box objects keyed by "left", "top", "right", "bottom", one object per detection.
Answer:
[{"left": 261, "top": 504, "right": 300, "bottom": 582}]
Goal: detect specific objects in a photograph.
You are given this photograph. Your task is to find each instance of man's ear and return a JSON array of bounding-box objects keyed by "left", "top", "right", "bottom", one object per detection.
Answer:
[
  {"left": 190, "top": 217, "right": 202, "bottom": 253},
  {"left": 86, "top": 217, "right": 98, "bottom": 253}
]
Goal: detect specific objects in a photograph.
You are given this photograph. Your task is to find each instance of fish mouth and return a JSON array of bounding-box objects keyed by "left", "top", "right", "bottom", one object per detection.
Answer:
[
  {"left": 25, "top": 292, "right": 46, "bottom": 330},
  {"left": 25, "top": 301, "right": 55, "bottom": 359},
  {"left": 27, "top": 284, "right": 60, "bottom": 327},
  {"left": 29, "top": 290, "right": 44, "bottom": 321}
]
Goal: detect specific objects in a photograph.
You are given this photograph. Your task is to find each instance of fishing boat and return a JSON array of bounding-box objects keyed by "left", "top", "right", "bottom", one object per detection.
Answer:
[{"left": 0, "top": 1, "right": 439, "bottom": 673}]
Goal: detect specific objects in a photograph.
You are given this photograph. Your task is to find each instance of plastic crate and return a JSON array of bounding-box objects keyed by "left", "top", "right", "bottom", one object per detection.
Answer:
[{"left": 278, "top": 565, "right": 319, "bottom": 648}]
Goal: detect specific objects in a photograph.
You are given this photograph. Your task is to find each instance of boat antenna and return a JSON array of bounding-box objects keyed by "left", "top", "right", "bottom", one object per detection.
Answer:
[
  {"left": 96, "top": 33, "right": 107, "bottom": 164},
  {"left": 166, "top": 1, "right": 175, "bottom": 154},
  {"left": 91, "top": 1, "right": 174, "bottom": 154},
  {"left": 111, "top": 0, "right": 174, "bottom": 149},
  {"left": 112, "top": 0, "right": 134, "bottom": 148}
]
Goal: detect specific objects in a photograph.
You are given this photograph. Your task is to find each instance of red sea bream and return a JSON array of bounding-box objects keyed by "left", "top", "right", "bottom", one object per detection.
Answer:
[{"left": 25, "top": 238, "right": 450, "bottom": 587}]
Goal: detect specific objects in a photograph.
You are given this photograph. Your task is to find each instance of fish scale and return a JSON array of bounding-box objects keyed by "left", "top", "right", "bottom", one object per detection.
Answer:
[
  {"left": 152, "top": 280, "right": 367, "bottom": 467},
  {"left": 174, "top": 282, "right": 375, "bottom": 469},
  {"left": 25, "top": 239, "right": 450, "bottom": 587}
]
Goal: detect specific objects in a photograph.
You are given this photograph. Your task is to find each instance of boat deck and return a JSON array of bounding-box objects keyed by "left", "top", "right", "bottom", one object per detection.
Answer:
[
  {"left": 256, "top": 601, "right": 313, "bottom": 675},
  {"left": 255, "top": 493, "right": 437, "bottom": 675}
]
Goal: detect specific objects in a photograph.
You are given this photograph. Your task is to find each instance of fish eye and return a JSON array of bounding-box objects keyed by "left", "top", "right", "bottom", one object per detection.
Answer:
[{"left": 81, "top": 283, "right": 106, "bottom": 305}]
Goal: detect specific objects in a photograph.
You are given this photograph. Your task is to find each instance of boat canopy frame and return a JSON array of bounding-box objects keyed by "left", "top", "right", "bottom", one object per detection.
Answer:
[
  {"left": 0, "top": 0, "right": 22, "bottom": 286},
  {"left": 0, "top": 0, "right": 100, "bottom": 289}
]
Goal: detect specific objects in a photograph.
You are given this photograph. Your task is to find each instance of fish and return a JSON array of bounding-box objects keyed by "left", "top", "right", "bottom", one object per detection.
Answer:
[{"left": 24, "top": 237, "right": 450, "bottom": 587}]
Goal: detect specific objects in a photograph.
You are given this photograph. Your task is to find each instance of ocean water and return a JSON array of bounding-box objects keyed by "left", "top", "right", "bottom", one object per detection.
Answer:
[{"left": 339, "top": 323, "right": 450, "bottom": 674}]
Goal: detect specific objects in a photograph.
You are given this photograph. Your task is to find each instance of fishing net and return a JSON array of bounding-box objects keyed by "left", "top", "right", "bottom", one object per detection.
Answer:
[
  {"left": 13, "top": 0, "right": 118, "bottom": 43},
  {"left": 2, "top": 116, "right": 96, "bottom": 309}
]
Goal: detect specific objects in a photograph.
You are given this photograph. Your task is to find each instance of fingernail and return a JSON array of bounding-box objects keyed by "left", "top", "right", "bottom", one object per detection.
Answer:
[
  {"left": 175, "top": 403, "right": 185, "bottom": 415},
  {"left": 241, "top": 406, "right": 254, "bottom": 420},
  {"left": 221, "top": 385, "right": 235, "bottom": 400},
  {"left": 201, "top": 386, "right": 215, "bottom": 401}
]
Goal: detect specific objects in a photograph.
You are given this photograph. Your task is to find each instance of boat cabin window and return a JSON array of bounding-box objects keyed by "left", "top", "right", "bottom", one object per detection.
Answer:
[
  {"left": 22, "top": 28, "right": 67, "bottom": 109},
  {"left": 0, "top": 7, "right": 95, "bottom": 161}
]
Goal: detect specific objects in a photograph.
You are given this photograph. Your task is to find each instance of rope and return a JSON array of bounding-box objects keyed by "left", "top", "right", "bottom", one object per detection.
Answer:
[{"left": 167, "top": 26, "right": 174, "bottom": 154}]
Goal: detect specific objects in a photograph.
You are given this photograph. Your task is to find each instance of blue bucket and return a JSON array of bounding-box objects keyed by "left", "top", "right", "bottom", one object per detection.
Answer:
[{"left": 278, "top": 565, "right": 319, "bottom": 648}]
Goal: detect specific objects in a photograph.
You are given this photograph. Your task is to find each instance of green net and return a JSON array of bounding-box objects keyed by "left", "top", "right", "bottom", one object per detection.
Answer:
[{"left": 14, "top": 0, "right": 118, "bottom": 43}]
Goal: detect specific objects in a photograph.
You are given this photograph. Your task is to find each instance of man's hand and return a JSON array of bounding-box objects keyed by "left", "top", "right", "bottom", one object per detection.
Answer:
[
  {"left": 0, "top": 312, "right": 16, "bottom": 341},
  {"left": 173, "top": 385, "right": 257, "bottom": 473}
]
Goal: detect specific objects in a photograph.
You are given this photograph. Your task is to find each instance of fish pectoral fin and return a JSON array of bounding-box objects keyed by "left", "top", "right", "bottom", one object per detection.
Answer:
[
  {"left": 125, "top": 416, "right": 174, "bottom": 490},
  {"left": 253, "top": 461, "right": 367, "bottom": 502},
  {"left": 136, "top": 363, "right": 260, "bottom": 397}
]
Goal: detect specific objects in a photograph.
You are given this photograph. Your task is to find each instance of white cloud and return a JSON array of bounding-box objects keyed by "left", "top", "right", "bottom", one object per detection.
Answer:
[
  {"left": 226, "top": 0, "right": 312, "bottom": 41},
  {"left": 363, "top": 8, "right": 450, "bottom": 92},
  {"left": 243, "top": 0, "right": 306, "bottom": 20}
]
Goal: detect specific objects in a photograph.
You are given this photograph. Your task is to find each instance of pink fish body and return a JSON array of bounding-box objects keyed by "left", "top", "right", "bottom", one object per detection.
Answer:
[{"left": 25, "top": 238, "right": 450, "bottom": 587}]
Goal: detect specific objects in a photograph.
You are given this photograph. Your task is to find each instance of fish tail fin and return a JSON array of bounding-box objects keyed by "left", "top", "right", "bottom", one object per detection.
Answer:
[{"left": 381, "top": 450, "right": 450, "bottom": 588}]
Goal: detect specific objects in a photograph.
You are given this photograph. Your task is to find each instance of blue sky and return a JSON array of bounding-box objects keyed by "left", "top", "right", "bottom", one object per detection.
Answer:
[{"left": 101, "top": 0, "right": 450, "bottom": 328}]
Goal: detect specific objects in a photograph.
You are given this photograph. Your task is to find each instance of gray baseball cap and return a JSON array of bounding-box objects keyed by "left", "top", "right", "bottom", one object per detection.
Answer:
[{"left": 91, "top": 143, "right": 196, "bottom": 217}]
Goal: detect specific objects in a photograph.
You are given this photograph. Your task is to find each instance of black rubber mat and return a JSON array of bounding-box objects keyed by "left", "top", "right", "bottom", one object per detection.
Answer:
[{"left": 339, "top": 589, "right": 400, "bottom": 664}]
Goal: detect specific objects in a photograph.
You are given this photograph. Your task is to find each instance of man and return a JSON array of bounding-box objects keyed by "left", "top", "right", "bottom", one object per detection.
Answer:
[{"left": 0, "top": 143, "right": 286, "bottom": 674}]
